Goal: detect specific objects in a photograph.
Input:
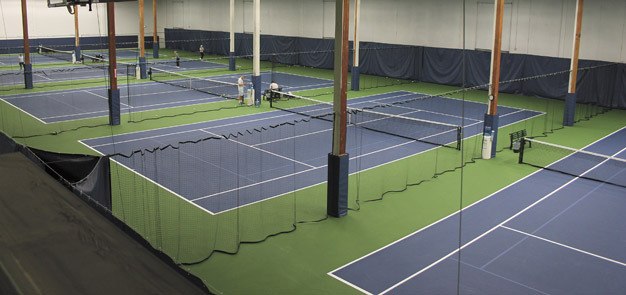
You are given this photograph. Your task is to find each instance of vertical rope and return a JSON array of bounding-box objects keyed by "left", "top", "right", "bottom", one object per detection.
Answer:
[{"left": 456, "top": 0, "right": 467, "bottom": 294}]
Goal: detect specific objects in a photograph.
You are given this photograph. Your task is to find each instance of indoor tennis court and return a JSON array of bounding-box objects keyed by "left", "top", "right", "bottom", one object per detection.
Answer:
[{"left": 0, "top": 1, "right": 625, "bottom": 294}]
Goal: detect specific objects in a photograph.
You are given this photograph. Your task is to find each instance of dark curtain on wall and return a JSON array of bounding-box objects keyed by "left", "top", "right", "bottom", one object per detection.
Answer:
[
  {"left": 521, "top": 55, "right": 570, "bottom": 99},
  {"left": 0, "top": 36, "right": 153, "bottom": 54},
  {"left": 420, "top": 47, "right": 464, "bottom": 86},
  {"left": 164, "top": 28, "right": 626, "bottom": 108},
  {"left": 297, "top": 38, "right": 335, "bottom": 69},
  {"left": 357, "top": 42, "right": 420, "bottom": 80}
]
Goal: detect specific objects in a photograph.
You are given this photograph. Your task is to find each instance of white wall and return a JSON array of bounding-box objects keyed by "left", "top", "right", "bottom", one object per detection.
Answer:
[
  {"left": 0, "top": 0, "right": 142, "bottom": 40},
  {"left": 2, "top": 0, "right": 625, "bottom": 63}
]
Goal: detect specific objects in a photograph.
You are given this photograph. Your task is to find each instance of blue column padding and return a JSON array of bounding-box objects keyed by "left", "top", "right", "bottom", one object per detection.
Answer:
[
  {"left": 108, "top": 88, "right": 121, "bottom": 126},
  {"left": 351, "top": 66, "right": 360, "bottom": 91},
  {"left": 138, "top": 57, "right": 147, "bottom": 79},
  {"left": 229, "top": 52, "right": 236, "bottom": 71},
  {"left": 23, "top": 64, "right": 33, "bottom": 89},
  {"left": 563, "top": 93, "right": 577, "bottom": 126},
  {"left": 74, "top": 46, "right": 81, "bottom": 62},
  {"left": 483, "top": 113, "right": 500, "bottom": 158},
  {"left": 152, "top": 41, "right": 159, "bottom": 59},
  {"left": 327, "top": 153, "right": 349, "bottom": 218},
  {"left": 252, "top": 75, "right": 262, "bottom": 107}
]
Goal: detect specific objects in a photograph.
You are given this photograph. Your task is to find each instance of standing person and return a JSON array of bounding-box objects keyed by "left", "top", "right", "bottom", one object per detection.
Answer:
[
  {"left": 18, "top": 53, "right": 25, "bottom": 71},
  {"left": 199, "top": 45, "right": 205, "bottom": 60},
  {"left": 237, "top": 75, "right": 246, "bottom": 105},
  {"left": 174, "top": 51, "right": 180, "bottom": 68}
]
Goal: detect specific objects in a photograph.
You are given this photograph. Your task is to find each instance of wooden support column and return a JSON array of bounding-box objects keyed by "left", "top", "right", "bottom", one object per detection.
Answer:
[
  {"left": 138, "top": 0, "right": 147, "bottom": 78},
  {"left": 251, "top": 0, "right": 261, "bottom": 106},
  {"left": 229, "top": 0, "right": 236, "bottom": 70},
  {"left": 564, "top": 0, "right": 584, "bottom": 126},
  {"left": 139, "top": 0, "right": 145, "bottom": 57},
  {"left": 487, "top": 0, "right": 504, "bottom": 116},
  {"left": 107, "top": 2, "right": 120, "bottom": 125},
  {"left": 20, "top": 0, "right": 33, "bottom": 89},
  {"left": 482, "top": 0, "right": 505, "bottom": 159},
  {"left": 152, "top": 0, "right": 159, "bottom": 58},
  {"left": 327, "top": 0, "right": 350, "bottom": 218},
  {"left": 74, "top": 4, "right": 81, "bottom": 62},
  {"left": 351, "top": 0, "right": 361, "bottom": 91}
]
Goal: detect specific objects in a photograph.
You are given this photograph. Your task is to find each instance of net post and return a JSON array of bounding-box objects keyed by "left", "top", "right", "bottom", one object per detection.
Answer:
[{"left": 518, "top": 137, "right": 526, "bottom": 164}]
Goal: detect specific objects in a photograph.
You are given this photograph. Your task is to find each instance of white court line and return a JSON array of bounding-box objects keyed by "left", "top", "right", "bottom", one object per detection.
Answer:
[
  {"left": 88, "top": 112, "right": 298, "bottom": 148},
  {"left": 252, "top": 128, "right": 332, "bottom": 147},
  {"left": 0, "top": 97, "right": 47, "bottom": 124},
  {"left": 34, "top": 92, "right": 224, "bottom": 123},
  {"left": 178, "top": 150, "right": 256, "bottom": 183},
  {"left": 198, "top": 129, "right": 317, "bottom": 169},
  {"left": 84, "top": 90, "right": 132, "bottom": 108},
  {"left": 327, "top": 273, "right": 374, "bottom": 295},
  {"left": 126, "top": 88, "right": 195, "bottom": 97},
  {"left": 378, "top": 130, "right": 626, "bottom": 295},
  {"left": 33, "top": 73, "right": 52, "bottom": 81},
  {"left": 42, "top": 109, "right": 109, "bottom": 120},
  {"left": 452, "top": 258, "right": 550, "bottom": 295},
  {"left": 285, "top": 82, "right": 334, "bottom": 90},
  {"left": 130, "top": 96, "right": 222, "bottom": 109},
  {"left": 501, "top": 225, "right": 626, "bottom": 268},
  {"left": 328, "top": 125, "right": 626, "bottom": 294},
  {"left": 271, "top": 70, "right": 334, "bottom": 84},
  {"left": 0, "top": 79, "right": 154, "bottom": 99}
]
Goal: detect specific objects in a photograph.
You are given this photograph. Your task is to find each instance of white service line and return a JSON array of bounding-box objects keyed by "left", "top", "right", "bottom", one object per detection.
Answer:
[
  {"left": 198, "top": 129, "right": 317, "bottom": 169},
  {"left": 501, "top": 225, "right": 626, "bottom": 268},
  {"left": 84, "top": 90, "right": 132, "bottom": 108}
]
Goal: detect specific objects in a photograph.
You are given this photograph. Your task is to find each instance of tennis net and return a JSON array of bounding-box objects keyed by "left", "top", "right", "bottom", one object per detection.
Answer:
[
  {"left": 39, "top": 46, "right": 75, "bottom": 63},
  {"left": 81, "top": 53, "right": 135, "bottom": 75},
  {"left": 519, "top": 138, "right": 626, "bottom": 189},
  {"left": 149, "top": 67, "right": 239, "bottom": 99},
  {"left": 269, "top": 91, "right": 462, "bottom": 149}
]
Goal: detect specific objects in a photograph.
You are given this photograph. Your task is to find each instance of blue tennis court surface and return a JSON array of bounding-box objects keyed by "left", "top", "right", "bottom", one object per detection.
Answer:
[
  {"left": 1, "top": 72, "right": 332, "bottom": 123},
  {"left": 0, "top": 66, "right": 119, "bottom": 86},
  {"left": 0, "top": 53, "right": 74, "bottom": 65},
  {"left": 0, "top": 61, "right": 226, "bottom": 87},
  {"left": 81, "top": 91, "right": 541, "bottom": 215},
  {"left": 330, "top": 127, "right": 626, "bottom": 294}
]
